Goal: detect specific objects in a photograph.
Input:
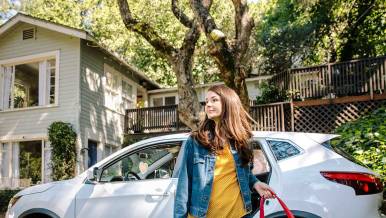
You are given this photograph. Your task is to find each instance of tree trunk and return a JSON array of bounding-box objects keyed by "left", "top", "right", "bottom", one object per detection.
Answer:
[
  {"left": 117, "top": 0, "right": 201, "bottom": 130},
  {"left": 191, "top": 0, "right": 253, "bottom": 110}
]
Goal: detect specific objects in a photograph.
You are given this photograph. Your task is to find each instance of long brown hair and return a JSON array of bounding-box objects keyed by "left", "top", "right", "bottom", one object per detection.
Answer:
[{"left": 192, "top": 85, "right": 254, "bottom": 166}]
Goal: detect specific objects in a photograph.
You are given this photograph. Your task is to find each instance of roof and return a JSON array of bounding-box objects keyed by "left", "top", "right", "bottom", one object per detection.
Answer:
[
  {"left": 0, "top": 12, "right": 160, "bottom": 90},
  {"left": 147, "top": 75, "right": 273, "bottom": 94}
]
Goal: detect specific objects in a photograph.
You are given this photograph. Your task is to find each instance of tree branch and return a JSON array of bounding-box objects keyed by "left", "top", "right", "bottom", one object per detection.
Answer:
[
  {"left": 171, "top": 0, "right": 193, "bottom": 28},
  {"left": 117, "top": 0, "right": 177, "bottom": 60},
  {"left": 232, "top": 0, "right": 254, "bottom": 60},
  {"left": 180, "top": 22, "right": 200, "bottom": 60},
  {"left": 191, "top": 0, "right": 218, "bottom": 38}
]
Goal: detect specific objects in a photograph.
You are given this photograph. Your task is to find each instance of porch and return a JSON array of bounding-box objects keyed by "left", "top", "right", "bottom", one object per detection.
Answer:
[{"left": 124, "top": 56, "right": 386, "bottom": 137}]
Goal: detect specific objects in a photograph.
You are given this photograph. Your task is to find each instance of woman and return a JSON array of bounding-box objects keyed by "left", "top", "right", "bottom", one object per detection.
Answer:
[{"left": 174, "top": 85, "right": 275, "bottom": 218}]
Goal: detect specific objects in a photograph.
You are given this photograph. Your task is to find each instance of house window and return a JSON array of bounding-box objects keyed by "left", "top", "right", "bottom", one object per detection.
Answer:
[
  {"left": 0, "top": 55, "right": 57, "bottom": 110},
  {"left": 152, "top": 96, "right": 177, "bottom": 107},
  {"left": 13, "top": 62, "right": 39, "bottom": 108},
  {"left": 104, "top": 144, "right": 119, "bottom": 158},
  {"left": 47, "top": 59, "right": 56, "bottom": 104},
  {"left": 122, "top": 80, "right": 134, "bottom": 111},
  {"left": 105, "top": 70, "right": 119, "bottom": 92},
  {"left": 165, "top": 96, "right": 176, "bottom": 105},
  {"left": 19, "top": 141, "right": 42, "bottom": 185},
  {"left": 153, "top": 97, "right": 163, "bottom": 107},
  {"left": 122, "top": 98, "right": 134, "bottom": 111},
  {"left": 122, "top": 80, "right": 133, "bottom": 99}
]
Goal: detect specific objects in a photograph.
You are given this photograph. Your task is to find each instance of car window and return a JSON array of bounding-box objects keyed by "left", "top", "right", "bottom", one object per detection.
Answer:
[
  {"left": 267, "top": 140, "right": 300, "bottom": 161},
  {"left": 100, "top": 142, "right": 181, "bottom": 182},
  {"left": 250, "top": 140, "right": 270, "bottom": 175}
]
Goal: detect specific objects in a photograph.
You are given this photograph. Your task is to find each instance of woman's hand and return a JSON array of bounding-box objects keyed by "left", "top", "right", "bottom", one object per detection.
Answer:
[{"left": 253, "top": 182, "right": 276, "bottom": 199}]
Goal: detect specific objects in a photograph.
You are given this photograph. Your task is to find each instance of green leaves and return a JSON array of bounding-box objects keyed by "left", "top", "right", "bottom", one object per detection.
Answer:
[
  {"left": 48, "top": 121, "right": 77, "bottom": 181},
  {"left": 255, "top": 81, "right": 290, "bottom": 104},
  {"left": 333, "top": 106, "right": 386, "bottom": 182}
]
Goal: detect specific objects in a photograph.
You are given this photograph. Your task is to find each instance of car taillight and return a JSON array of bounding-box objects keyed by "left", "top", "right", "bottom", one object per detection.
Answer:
[{"left": 320, "top": 171, "right": 383, "bottom": 195}]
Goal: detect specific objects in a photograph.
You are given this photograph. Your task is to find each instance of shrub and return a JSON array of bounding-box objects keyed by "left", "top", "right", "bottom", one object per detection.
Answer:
[
  {"left": 0, "top": 189, "right": 20, "bottom": 213},
  {"left": 332, "top": 107, "right": 386, "bottom": 182},
  {"left": 48, "top": 121, "right": 77, "bottom": 181},
  {"left": 255, "top": 82, "right": 289, "bottom": 105}
]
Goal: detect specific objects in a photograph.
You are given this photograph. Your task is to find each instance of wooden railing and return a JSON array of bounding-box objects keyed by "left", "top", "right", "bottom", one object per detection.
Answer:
[
  {"left": 125, "top": 103, "right": 290, "bottom": 134},
  {"left": 250, "top": 102, "right": 291, "bottom": 131},
  {"left": 125, "top": 105, "right": 187, "bottom": 133},
  {"left": 271, "top": 56, "right": 386, "bottom": 99}
]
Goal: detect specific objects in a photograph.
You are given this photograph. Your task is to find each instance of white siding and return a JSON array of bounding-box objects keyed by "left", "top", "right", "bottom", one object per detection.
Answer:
[
  {"left": 148, "top": 79, "right": 265, "bottom": 104},
  {"left": 0, "top": 22, "right": 81, "bottom": 139},
  {"left": 79, "top": 40, "right": 142, "bottom": 167}
]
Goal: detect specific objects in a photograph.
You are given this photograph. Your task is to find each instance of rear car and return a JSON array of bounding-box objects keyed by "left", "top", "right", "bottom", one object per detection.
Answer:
[{"left": 6, "top": 132, "right": 384, "bottom": 218}]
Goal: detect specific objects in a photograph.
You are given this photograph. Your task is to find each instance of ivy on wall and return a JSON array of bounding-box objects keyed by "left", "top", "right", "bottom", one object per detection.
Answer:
[{"left": 48, "top": 121, "right": 77, "bottom": 181}]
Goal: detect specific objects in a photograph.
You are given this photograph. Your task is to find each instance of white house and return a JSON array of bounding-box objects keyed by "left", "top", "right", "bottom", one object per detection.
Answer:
[{"left": 0, "top": 13, "right": 159, "bottom": 188}]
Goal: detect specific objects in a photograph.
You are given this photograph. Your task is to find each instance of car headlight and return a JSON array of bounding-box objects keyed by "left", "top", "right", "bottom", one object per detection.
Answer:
[{"left": 8, "top": 195, "right": 22, "bottom": 209}]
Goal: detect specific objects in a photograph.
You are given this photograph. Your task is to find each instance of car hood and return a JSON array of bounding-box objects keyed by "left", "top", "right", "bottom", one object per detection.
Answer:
[
  {"left": 15, "top": 175, "right": 85, "bottom": 197},
  {"left": 15, "top": 182, "right": 58, "bottom": 197}
]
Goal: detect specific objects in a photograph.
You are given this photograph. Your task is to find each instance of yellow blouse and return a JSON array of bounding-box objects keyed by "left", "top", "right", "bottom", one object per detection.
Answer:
[{"left": 189, "top": 145, "right": 247, "bottom": 218}]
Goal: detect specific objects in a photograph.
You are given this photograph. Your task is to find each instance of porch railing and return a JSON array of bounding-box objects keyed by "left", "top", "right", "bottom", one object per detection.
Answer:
[
  {"left": 125, "top": 105, "right": 188, "bottom": 133},
  {"left": 271, "top": 56, "right": 386, "bottom": 99},
  {"left": 125, "top": 103, "right": 290, "bottom": 134}
]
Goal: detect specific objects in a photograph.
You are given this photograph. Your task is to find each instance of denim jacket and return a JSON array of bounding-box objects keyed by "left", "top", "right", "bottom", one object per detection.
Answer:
[{"left": 174, "top": 136, "right": 259, "bottom": 218}]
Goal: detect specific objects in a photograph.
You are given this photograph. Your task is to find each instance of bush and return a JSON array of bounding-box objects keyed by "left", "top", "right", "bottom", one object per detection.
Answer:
[
  {"left": 48, "top": 121, "right": 77, "bottom": 181},
  {"left": 332, "top": 107, "right": 386, "bottom": 182},
  {"left": 0, "top": 189, "right": 20, "bottom": 213},
  {"left": 255, "top": 82, "right": 289, "bottom": 105}
]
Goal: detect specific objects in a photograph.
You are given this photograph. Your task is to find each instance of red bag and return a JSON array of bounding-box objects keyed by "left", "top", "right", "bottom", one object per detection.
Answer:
[{"left": 259, "top": 191, "right": 295, "bottom": 218}]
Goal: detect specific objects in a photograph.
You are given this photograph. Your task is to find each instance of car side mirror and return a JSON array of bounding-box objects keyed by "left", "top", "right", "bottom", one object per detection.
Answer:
[{"left": 87, "top": 167, "right": 101, "bottom": 182}]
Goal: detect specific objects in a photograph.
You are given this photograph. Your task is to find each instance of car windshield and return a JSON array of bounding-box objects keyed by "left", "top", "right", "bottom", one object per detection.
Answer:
[{"left": 321, "top": 139, "right": 368, "bottom": 168}]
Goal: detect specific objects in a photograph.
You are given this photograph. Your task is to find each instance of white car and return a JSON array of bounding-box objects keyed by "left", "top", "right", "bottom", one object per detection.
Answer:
[{"left": 6, "top": 132, "right": 384, "bottom": 218}]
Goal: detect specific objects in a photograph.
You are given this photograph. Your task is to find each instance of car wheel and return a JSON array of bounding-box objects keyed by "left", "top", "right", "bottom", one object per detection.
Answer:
[{"left": 23, "top": 213, "right": 52, "bottom": 218}]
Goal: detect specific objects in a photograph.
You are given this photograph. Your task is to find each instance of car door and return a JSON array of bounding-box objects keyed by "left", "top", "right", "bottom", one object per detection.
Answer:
[{"left": 75, "top": 141, "right": 183, "bottom": 218}]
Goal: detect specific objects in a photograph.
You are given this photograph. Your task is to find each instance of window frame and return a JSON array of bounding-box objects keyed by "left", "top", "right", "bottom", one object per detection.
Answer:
[
  {"left": 98, "top": 141, "right": 182, "bottom": 183},
  {"left": 265, "top": 138, "right": 304, "bottom": 162},
  {"left": 0, "top": 51, "right": 60, "bottom": 112},
  {"left": 151, "top": 95, "right": 177, "bottom": 107}
]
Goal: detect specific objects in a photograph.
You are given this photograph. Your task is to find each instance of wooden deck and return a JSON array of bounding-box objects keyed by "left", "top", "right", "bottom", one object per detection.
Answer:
[{"left": 125, "top": 56, "right": 386, "bottom": 136}]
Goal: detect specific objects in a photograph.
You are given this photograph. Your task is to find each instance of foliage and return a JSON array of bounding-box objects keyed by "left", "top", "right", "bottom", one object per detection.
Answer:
[
  {"left": 255, "top": 82, "right": 289, "bottom": 104},
  {"left": 0, "top": 189, "right": 20, "bottom": 213},
  {"left": 7, "top": 0, "right": 234, "bottom": 87},
  {"left": 48, "top": 121, "right": 77, "bottom": 181},
  {"left": 255, "top": 0, "right": 386, "bottom": 76},
  {"left": 19, "top": 152, "right": 41, "bottom": 184},
  {"left": 332, "top": 107, "right": 386, "bottom": 182}
]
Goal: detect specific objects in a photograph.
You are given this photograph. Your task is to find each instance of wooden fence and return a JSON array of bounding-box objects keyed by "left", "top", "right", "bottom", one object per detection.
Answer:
[
  {"left": 250, "top": 102, "right": 291, "bottom": 131},
  {"left": 125, "top": 105, "right": 187, "bottom": 133},
  {"left": 125, "top": 94, "right": 386, "bottom": 134},
  {"left": 271, "top": 56, "right": 386, "bottom": 100}
]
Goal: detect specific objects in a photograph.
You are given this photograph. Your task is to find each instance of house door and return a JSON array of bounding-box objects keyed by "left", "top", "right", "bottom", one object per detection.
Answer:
[{"left": 88, "top": 140, "right": 97, "bottom": 168}]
